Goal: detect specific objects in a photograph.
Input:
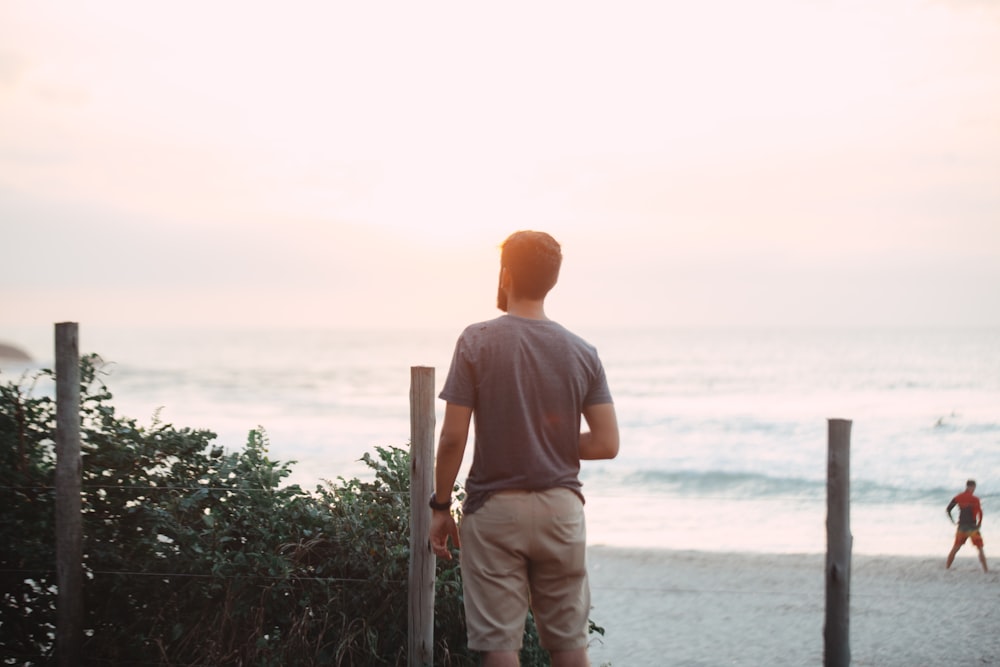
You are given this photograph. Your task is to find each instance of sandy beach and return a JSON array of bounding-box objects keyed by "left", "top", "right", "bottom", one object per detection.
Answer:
[{"left": 585, "top": 546, "right": 999, "bottom": 667}]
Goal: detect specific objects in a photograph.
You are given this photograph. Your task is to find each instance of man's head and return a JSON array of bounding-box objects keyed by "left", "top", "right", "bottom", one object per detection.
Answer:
[
  {"left": 496, "top": 231, "right": 562, "bottom": 312},
  {"left": 967, "top": 479, "right": 977, "bottom": 490}
]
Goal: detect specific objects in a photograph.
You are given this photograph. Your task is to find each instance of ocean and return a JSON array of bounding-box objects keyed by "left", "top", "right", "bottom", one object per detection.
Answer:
[{"left": 3, "top": 324, "right": 998, "bottom": 558}]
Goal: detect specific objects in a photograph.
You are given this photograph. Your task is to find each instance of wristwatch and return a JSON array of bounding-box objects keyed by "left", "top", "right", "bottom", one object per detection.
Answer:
[{"left": 429, "top": 493, "right": 452, "bottom": 511}]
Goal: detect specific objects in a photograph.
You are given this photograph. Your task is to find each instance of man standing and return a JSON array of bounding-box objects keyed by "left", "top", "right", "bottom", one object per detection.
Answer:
[
  {"left": 429, "top": 231, "right": 620, "bottom": 667},
  {"left": 946, "top": 479, "right": 988, "bottom": 572}
]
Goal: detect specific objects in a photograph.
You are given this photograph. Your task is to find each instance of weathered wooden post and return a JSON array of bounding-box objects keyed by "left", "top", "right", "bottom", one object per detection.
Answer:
[
  {"left": 408, "top": 366, "right": 436, "bottom": 667},
  {"left": 824, "top": 418, "right": 852, "bottom": 667},
  {"left": 55, "top": 322, "right": 83, "bottom": 666}
]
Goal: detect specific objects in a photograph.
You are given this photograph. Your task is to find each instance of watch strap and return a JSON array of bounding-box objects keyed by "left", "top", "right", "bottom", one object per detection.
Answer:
[{"left": 429, "top": 493, "right": 452, "bottom": 511}]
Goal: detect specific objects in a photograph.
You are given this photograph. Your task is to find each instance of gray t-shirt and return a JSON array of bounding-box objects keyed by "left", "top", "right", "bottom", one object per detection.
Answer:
[{"left": 439, "top": 314, "right": 613, "bottom": 514}]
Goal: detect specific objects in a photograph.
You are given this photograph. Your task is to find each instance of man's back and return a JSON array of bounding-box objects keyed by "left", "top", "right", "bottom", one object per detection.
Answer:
[
  {"left": 949, "top": 490, "right": 982, "bottom": 529},
  {"left": 440, "top": 314, "right": 612, "bottom": 514}
]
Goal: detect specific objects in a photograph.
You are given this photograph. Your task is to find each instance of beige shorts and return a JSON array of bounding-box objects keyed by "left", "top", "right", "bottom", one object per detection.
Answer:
[{"left": 458, "top": 487, "right": 590, "bottom": 653}]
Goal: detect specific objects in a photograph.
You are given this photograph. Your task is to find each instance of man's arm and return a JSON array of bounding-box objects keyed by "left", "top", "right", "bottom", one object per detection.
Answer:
[
  {"left": 947, "top": 497, "right": 957, "bottom": 523},
  {"left": 580, "top": 402, "right": 620, "bottom": 460},
  {"left": 429, "top": 402, "right": 472, "bottom": 560},
  {"left": 434, "top": 402, "right": 472, "bottom": 502}
]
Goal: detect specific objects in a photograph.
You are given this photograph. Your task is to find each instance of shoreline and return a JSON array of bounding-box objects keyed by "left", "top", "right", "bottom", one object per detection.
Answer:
[{"left": 585, "top": 545, "right": 998, "bottom": 667}]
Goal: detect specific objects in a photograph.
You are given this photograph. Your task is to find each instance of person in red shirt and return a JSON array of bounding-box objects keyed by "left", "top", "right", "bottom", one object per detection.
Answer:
[{"left": 946, "top": 479, "right": 988, "bottom": 572}]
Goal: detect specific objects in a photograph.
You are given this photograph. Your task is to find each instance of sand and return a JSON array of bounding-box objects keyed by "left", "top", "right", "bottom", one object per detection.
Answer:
[{"left": 584, "top": 545, "right": 999, "bottom": 667}]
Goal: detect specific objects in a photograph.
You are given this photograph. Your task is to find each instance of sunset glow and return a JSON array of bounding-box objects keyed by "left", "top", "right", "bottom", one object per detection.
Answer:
[{"left": 2, "top": 1, "right": 998, "bottom": 331}]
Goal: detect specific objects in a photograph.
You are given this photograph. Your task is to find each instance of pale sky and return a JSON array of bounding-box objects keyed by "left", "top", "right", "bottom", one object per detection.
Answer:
[{"left": 2, "top": 0, "right": 999, "bottom": 332}]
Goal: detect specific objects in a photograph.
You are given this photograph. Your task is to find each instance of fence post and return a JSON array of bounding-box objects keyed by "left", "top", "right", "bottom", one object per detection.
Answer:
[
  {"left": 55, "top": 322, "right": 83, "bottom": 666},
  {"left": 824, "top": 418, "right": 852, "bottom": 667},
  {"left": 408, "top": 366, "right": 436, "bottom": 667}
]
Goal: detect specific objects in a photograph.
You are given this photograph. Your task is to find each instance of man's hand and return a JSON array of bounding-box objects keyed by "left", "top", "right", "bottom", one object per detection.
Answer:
[{"left": 430, "top": 510, "right": 460, "bottom": 560}]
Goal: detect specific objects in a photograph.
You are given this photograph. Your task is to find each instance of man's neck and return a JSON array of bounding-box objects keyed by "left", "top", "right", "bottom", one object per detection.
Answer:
[{"left": 505, "top": 298, "right": 548, "bottom": 321}]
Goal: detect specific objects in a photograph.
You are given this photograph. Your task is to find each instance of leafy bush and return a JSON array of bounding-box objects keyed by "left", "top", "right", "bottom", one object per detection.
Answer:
[
  {"left": 0, "top": 368, "right": 58, "bottom": 661},
  {"left": 0, "top": 356, "right": 603, "bottom": 666}
]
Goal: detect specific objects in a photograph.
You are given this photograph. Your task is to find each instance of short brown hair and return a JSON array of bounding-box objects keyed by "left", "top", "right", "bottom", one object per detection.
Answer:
[{"left": 500, "top": 231, "right": 562, "bottom": 300}]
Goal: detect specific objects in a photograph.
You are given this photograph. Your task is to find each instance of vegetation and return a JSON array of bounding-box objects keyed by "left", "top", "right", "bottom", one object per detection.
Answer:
[{"left": 0, "top": 356, "right": 604, "bottom": 665}]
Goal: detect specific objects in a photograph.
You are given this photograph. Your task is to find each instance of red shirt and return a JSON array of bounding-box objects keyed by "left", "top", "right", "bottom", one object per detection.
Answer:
[{"left": 948, "top": 490, "right": 983, "bottom": 530}]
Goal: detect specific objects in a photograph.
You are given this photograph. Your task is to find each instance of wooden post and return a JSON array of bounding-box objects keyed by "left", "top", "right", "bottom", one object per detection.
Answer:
[
  {"left": 55, "top": 322, "right": 83, "bottom": 666},
  {"left": 824, "top": 418, "right": 852, "bottom": 667},
  {"left": 408, "top": 366, "right": 436, "bottom": 667}
]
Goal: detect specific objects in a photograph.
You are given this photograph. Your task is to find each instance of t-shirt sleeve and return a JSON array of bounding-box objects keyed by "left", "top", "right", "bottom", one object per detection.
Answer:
[
  {"left": 583, "top": 359, "right": 614, "bottom": 407},
  {"left": 439, "top": 334, "right": 476, "bottom": 407}
]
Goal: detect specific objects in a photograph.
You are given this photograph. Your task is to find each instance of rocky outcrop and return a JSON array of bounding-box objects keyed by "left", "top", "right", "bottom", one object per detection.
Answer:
[{"left": 0, "top": 342, "right": 33, "bottom": 362}]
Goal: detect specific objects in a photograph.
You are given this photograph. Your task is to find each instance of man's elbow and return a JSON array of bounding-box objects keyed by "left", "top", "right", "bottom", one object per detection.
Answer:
[
  {"left": 606, "top": 433, "right": 621, "bottom": 459},
  {"left": 582, "top": 403, "right": 620, "bottom": 460},
  {"left": 594, "top": 432, "right": 620, "bottom": 460},
  {"left": 436, "top": 434, "right": 466, "bottom": 458}
]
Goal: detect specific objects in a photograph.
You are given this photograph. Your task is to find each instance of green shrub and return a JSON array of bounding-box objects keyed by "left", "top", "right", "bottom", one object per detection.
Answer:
[
  {"left": 0, "top": 355, "right": 603, "bottom": 666},
  {"left": 0, "top": 368, "right": 58, "bottom": 663}
]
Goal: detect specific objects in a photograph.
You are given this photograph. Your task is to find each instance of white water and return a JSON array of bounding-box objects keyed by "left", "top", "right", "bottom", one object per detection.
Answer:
[{"left": 3, "top": 325, "right": 998, "bottom": 557}]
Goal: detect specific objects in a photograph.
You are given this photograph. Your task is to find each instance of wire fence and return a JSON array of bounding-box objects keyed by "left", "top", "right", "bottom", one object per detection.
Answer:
[
  {"left": 1, "top": 482, "right": 972, "bottom": 599},
  {"left": 3, "top": 483, "right": 989, "bottom": 667}
]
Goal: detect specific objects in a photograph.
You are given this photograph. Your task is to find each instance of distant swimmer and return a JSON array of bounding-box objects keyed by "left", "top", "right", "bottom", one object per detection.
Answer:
[{"left": 946, "top": 479, "right": 988, "bottom": 573}]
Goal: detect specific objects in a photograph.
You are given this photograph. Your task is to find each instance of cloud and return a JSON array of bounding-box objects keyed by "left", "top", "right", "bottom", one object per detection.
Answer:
[
  {"left": 0, "top": 184, "right": 505, "bottom": 329},
  {"left": 1, "top": 1, "right": 999, "bottom": 330}
]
